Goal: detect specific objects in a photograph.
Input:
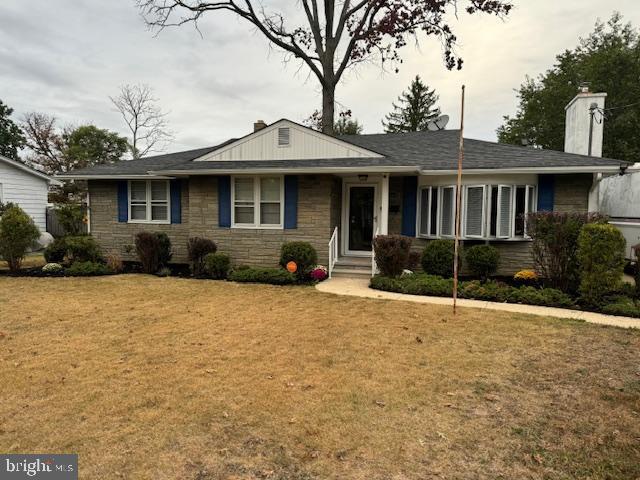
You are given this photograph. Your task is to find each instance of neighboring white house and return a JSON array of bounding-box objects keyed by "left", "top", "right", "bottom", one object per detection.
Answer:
[{"left": 0, "top": 155, "right": 60, "bottom": 232}]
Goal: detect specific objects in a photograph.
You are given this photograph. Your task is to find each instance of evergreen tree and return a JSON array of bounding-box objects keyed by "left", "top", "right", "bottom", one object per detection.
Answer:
[
  {"left": 383, "top": 76, "right": 441, "bottom": 133},
  {"left": 0, "top": 100, "right": 26, "bottom": 160}
]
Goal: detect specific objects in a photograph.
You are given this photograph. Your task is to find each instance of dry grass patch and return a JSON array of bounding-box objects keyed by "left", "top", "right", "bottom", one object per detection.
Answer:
[{"left": 0, "top": 275, "right": 639, "bottom": 479}]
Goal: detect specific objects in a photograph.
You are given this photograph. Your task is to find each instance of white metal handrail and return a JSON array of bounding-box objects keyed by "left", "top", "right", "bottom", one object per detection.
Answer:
[
  {"left": 328, "top": 226, "right": 338, "bottom": 278},
  {"left": 371, "top": 225, "right": 380, "bottom": 277}
]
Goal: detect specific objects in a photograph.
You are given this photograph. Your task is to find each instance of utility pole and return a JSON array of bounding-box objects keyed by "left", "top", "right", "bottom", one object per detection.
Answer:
[{"left": 453, "top": 85, "right": 465, "bottom": 314}]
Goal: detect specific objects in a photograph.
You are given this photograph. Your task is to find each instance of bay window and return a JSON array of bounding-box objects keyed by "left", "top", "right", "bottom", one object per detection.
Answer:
[
  {"left": 128, "top": 180, "right": 170, "bottom": 223},
  {"left": 417, "top": 183, "right": 536, "bottom": 240},
  {"left": 232, "top": 176, "right": 283, "bottom": 228}
]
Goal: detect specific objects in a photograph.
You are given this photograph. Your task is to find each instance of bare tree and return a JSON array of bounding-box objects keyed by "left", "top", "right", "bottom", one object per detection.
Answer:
[
  {"left": 137, "top": 0, "right": 511, "bottom": 134},
  {"left": 110, "top": 84, "right": 172, "bottom": 159}
]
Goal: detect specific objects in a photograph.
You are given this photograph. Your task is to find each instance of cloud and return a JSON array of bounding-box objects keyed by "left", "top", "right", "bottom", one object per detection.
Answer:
[{"left": 1, "top": 0, "right": 638, "bottom": 152}]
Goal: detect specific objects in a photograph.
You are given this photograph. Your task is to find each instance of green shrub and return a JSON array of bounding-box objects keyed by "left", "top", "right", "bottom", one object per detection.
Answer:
[
  {"left": 64, "top": 235, "right": 102, "bottom": 263},
  {"left": 577, "top": 223, "right": 626, "bottom": 306},
  {"left": 279, "top": 241, "right": 318, "bottom": 278},
  {"left": 527, "top": 212, "right": 607, "bottom": 292},
  {"left": 464, "top": 245, "right": 500, "bottom": 281},
  {"left": 228, "top": 266, "right": 297, "bottom": 285},
  {"left": 422, "top": 240, "right": 456, "bottom": 278},
  {"left": 406, "top": 251, "right": 421, "bottom": 271},
  {"left": 187, "top": 237, "right": 217, "bottom": 276},
  {"left": 204, "top": 252, "right": 231, "bottom": 280},
  {"left": 634, "top": 244, "right": 640, "bottom": 298},
  {"left": 511, "top": 286, "right": 574, "bottom": 308},
  {"left": 54, "top": 203, "right": 85, "bottom": 235},
  {"left": 0, "top": 204, "right": 40, "bottom": 271},
  {"left": 369, "top": 275, "right": 405, "bottom": 292},
  {"left": 44, "top": 237, "right": 68, "bottom": 263},
  {"left": 372, "top": 275, "right": 574, "bottom": 309},
  {"left": 156, "top": 232, "right": 173, "bottom": 267},
  {"left": 371, "top": 273, "right": 453, "bottom": 297},
  {"left": 373, "top": 235, "right": 412, "bottom": 277},
  {"left": 401, "top": 274, "right": 454, "bottom": 297},
  {"left": 66, "top": 261, "right": 111, "bottom": 276},
  {"left": 601, "top": 297, "right": 640, "bottom": 318}
]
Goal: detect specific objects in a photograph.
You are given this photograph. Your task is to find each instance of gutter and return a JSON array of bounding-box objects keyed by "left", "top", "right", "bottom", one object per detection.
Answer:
[{"left": 419, "top": 165, "right": 627, "bottom": 175}]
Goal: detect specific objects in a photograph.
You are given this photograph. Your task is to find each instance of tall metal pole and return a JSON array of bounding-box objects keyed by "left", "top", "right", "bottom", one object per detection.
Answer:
[{"left": 453, "top": 85, "right": 465, "bottom": 314}]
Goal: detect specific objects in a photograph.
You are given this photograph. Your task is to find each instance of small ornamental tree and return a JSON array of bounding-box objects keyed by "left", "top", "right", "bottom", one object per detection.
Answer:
[
  {"left": 0, "top": 204, "right": 40, "bottom": 271},
  {"left": 577, "top": 223, "right": 626, "bottom": 306},
  {"left": 373, "top": 235, "right": 412, "bottom": 278}
]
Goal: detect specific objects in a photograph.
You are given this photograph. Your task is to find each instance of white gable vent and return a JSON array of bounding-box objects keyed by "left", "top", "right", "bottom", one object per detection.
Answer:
[{"left": 277, "top": 127, "right": 290, "bottom": 146}]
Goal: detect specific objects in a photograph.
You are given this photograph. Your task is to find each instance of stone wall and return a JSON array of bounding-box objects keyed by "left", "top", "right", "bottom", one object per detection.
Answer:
[
  {"left": 386, "top": 173, "right": 593, "bottom": 275},
  {"left": 553, "top": 173, "right": 592, "bottom": 213},
  {"left": 89, "top": 175, "right": 337, "bottom": 267},
  {"left": 88, "top": 180, "right": 191, "bottom": 262}
]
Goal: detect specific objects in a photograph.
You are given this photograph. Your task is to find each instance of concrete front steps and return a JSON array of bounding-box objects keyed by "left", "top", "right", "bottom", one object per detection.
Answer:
[{"left": 331, "top": 256, "right": 372, "bottom": 278}]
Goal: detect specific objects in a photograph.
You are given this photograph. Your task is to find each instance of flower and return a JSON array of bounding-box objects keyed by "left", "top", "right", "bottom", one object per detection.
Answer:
[
  {"left": 514, "top": 269, "right": 538, "bottom": 281},
  {"left": 310, "top": 265, "right": 328, "bottom": 281}
]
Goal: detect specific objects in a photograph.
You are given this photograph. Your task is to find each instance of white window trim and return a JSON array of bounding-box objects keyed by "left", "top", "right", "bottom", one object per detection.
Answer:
[
  {"left": 127, "top": 180, "right": 171, "bottom": 224},
  {"left": 439, "top": 186, "right": 456, "bottom": 238},
  {"left": 231, "top": 175, "right": 285, "bottom": 229},
  {"left": 463, "top": 184, "right": 486, "bottom": 239},
  {"left": 417, "top": 183, "right": 537, "bottom": 241}
]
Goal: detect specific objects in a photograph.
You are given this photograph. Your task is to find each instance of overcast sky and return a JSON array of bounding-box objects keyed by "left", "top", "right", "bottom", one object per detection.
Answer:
[{"left": 1, "top": 0, "right": 639, "bottom": 154}]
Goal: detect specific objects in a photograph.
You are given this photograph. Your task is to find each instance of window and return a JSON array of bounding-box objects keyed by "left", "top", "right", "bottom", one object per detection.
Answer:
[
  {"left": 278, "top": 127, "right": 290, "bottom": 146},
  {"left": 418, "top": 186, "right": 438, "bottom": 237},
  {"left": 418, "top": 183, "right": 536, "bottom": 241},
  {"left": 232, "top": 176, "right": 283, "bottom": 228},
  {"left": 128, "top": 180, "right": 170, "bottom": 223},
  {"left": 440, "top": 186, "right": 456, "bottom": 237},
  {"left": 464, "top": 185, "right": 486, "bottom": 238}
]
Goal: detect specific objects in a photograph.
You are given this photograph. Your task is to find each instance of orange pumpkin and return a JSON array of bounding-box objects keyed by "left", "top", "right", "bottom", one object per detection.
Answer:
[{"left": 286, "top": 261, "right": 298, "bottom": 273}]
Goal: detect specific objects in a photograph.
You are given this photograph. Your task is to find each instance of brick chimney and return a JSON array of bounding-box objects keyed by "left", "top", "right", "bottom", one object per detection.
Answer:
[
  {"left": 564, "top": 85, "right": 607, "bottom": 157},
  {"left": 253, "top": 120, "right": 267, "bottom": 132}
]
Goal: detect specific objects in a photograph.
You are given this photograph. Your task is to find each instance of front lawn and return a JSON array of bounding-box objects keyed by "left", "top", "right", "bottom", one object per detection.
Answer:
[{"left": 1, "top": 276, "right": 639, "bottom": 479}]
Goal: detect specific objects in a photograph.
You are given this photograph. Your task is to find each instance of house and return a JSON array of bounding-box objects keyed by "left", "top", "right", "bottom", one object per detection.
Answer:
[
  {"left": 60, "top": 97, "right": 628, "bottom": 276},
  {"left": 0, "top": 155, "right": 60, "bottom": 232}
]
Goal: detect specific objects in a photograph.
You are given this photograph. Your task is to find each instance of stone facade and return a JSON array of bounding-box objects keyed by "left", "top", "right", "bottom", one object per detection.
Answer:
[
  {"left": 387, "top": 173, "right": 593, "bottom": 275},
  {"left": 88, "top": 172, "right": 593, "bottom": 273},
  {"left": 88, "top": 175, "right": 338, "bottom": 267}
]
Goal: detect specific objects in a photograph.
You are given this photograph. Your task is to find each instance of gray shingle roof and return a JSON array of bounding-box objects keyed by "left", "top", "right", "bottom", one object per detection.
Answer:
[
  {"left": 63, "top": 129, "right": 627, "bottom": 177},
  {"left": 337, "top": 130, "right": 628, "bottom": 170}
]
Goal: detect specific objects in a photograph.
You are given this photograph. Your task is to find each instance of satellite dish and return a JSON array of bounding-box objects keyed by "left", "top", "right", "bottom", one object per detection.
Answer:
[{"left": 426, "top": 114, "right": 450, "bottom": 131}]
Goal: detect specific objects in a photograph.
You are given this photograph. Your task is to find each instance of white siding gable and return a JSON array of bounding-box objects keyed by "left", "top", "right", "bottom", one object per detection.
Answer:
[
  {"left": 196, "top": 120, "right": 382, "bottom": 162},
  {"left": 0, "top": 159, "right": 49, "bottom": 231}
]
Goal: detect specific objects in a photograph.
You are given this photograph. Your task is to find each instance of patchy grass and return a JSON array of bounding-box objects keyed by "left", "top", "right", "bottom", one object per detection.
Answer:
[{"left": 0, "top": 276, "right": 639, "bottom": 479}]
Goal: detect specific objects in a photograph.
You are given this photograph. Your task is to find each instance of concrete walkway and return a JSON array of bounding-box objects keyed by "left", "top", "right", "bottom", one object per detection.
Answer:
[{"left": 316, "top": 277, "right": 640, "bottom": 329}]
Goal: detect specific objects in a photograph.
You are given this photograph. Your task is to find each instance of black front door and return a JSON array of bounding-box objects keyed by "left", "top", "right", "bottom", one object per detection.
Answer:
[{"left": 348, "top": 186, "right": 375, "bottom": 252}]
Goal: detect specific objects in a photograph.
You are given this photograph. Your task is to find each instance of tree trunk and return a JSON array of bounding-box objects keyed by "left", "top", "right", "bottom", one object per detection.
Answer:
[{"left": 322, "top": 82, "right": 335, "bottom": 135}]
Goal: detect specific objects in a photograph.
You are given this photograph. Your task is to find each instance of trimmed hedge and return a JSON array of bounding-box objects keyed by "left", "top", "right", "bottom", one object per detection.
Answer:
[
  {"left": 0, "top": 204, "right": 40, "bottom": 271},
  {"left": 64, "top": 235, "right": 102, "bottom": 264},
  {"left": 601, "top": 297, "right": 640, "bottom": 318},
  {"left": 371, "top": 274, "right": 574, "bottom": 309},
  {"left": 44, "top": 237, "right": 68, "bottom": 263},
  {"left": 66, "top": 261, "right": 112, "bottom": 276},
  {"left": 204, "top": 253, "right": 231, "bottom": 280},
  {"left": 279, "top": 241, "right": 317, "bottom": 278},
  {"left": 422, "top": 240, "right": 456, "bottom": 278},
  {"left": 464, "top": 245, "right": 499, "bottom": 281},
  {"left": 228, "top": 267, "right": 297, "bottom": 285}
]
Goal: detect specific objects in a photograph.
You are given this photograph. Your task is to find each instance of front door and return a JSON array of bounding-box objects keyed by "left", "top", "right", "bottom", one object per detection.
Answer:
[{"left": 347, "top": 185, "right": 375, "bottom": 253}]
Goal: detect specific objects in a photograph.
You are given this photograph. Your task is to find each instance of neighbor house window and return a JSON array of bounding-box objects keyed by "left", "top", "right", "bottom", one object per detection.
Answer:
[
  {"left": 232, "top": 176, "right": 283, "bottom": 228},
  {"left": 418, "top": 184, "right": 536, "bottom": 240},
  {"left": 128, "top": 180, "right": 170, "bottom": 223}
]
